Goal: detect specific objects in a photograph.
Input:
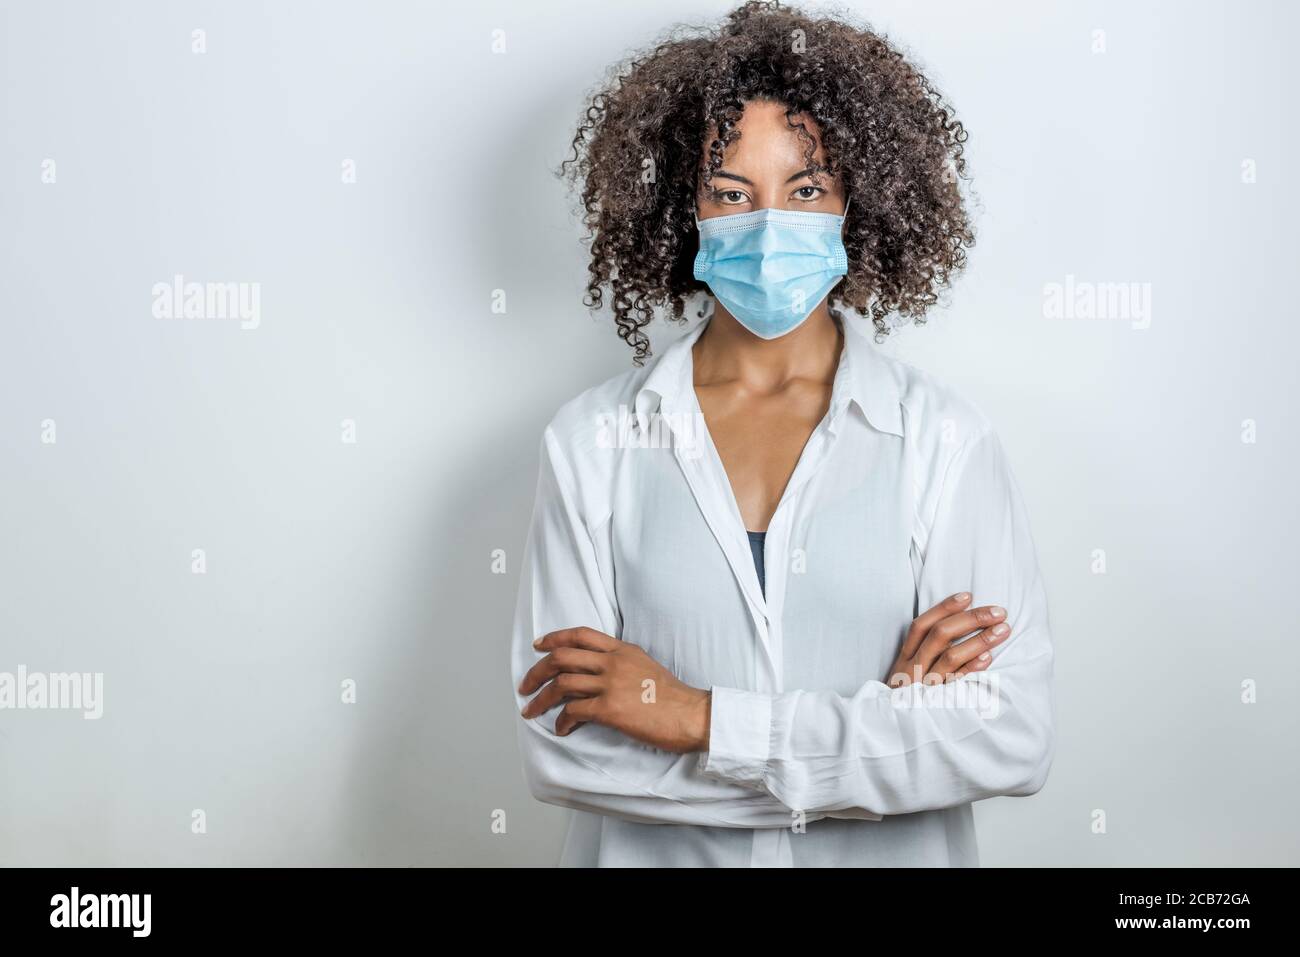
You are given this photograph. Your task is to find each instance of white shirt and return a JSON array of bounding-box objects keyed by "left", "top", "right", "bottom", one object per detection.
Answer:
[{"left": 510, "top": 318, "right": 1056, "bottom": 867}]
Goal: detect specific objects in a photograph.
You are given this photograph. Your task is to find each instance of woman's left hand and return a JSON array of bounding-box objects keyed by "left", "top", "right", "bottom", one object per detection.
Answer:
[{"left": 518, "top": 627, "right": 711, "bottom": 754}]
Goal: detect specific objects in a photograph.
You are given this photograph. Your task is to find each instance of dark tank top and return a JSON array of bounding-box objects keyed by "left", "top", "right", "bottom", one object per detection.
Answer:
[{"left": 746, "top": 529, "right": 766, "bottom": 598}]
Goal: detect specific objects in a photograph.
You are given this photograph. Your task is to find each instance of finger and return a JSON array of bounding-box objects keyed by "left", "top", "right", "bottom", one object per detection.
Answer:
[
  {"left": 520, "top": 673, "right": 602, "bottom": 719},
  {"left": 533, "top": 626, "right": 620, "bottom": 654},
  {"left": 956, "top": 653, "right": 992, "bottom": 676},
  {"left": 556, "top": 699, "right": 599, "bottom": 736},
  {"left": 899, "top": 593, "right": 972, "bottom": 660},
  {"left": 915, "top": 605, "right": 1006, "bottom": 671},
  {"left": 886, "top": 662, "right": 928, "bottom": 689},
  {"left": 932, "top": 623, "right": 1011, "bottom": 676},
  {"left": 554, "top": 715, "right": 587, "bottom": 736},
  {"left": 517, "top": 647, "right": 607, "bottom": 695}
]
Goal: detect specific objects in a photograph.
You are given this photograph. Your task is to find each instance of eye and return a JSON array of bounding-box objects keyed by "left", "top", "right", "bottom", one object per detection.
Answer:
[
  {"left": 792, "top": 185, "right": 827, "bottom": 202},
  {"left": 711, "top": 189, "right": 750, "bottom": 205}
]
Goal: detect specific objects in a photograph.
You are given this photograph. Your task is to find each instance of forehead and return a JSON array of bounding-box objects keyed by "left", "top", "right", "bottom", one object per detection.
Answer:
[{"left": 703, "top": 99, "right": 828, "bottom": 170}]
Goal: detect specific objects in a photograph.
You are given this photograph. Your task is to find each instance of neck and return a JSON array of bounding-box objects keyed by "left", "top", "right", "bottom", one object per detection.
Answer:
[{"left": 693, "top": 305, "right": 842, "bottom": 394}]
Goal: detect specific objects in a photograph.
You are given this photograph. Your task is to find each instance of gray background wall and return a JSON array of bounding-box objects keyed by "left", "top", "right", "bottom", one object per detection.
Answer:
[{"left": 1, "top": 0, "right": 1296, "bottom": 866}]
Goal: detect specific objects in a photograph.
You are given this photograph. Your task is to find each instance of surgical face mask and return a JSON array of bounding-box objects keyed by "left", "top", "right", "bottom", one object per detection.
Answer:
[{"left": 693, "top": 198, "right": 850, "bottom": 340}]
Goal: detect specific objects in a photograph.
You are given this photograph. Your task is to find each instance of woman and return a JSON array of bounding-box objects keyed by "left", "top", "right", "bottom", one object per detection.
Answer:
[{"left": 511, "top": 0, "right": 1055, "bottom": 867}]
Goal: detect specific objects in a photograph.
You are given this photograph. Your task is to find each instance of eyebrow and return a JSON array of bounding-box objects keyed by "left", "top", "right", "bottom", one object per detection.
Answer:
[{"left": 713, "top": 167, "right": 818, "bottom": 186}]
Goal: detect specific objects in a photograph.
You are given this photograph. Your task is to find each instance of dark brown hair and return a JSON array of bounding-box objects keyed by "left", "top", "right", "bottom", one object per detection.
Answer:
[{"left": 559, "top": 0, "right": 975, "bottom": 364}]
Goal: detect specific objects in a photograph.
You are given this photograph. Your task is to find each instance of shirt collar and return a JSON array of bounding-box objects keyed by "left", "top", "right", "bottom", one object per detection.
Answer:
[
  {"left": 633, "top": 320, "right": 710, "bottom": 419},
  {"left": 632, "top": 318, "right": 905, "bottom": 439},
  {"left": 834, "top": 320, "right": 906, "bottom": 438}
]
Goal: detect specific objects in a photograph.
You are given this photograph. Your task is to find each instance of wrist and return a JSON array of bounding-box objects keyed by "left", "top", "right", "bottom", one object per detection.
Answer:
[{"left": 691, "top": 688, "right": 713, "bottom": 753}]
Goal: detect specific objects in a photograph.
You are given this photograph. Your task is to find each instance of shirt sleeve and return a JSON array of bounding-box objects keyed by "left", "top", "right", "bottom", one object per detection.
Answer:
[
  {"left": 697, "top": 426, "right": 1057, "bottom": 817},
  {"left": 511, "top": 425, "right": 813, "bottom": 828}
]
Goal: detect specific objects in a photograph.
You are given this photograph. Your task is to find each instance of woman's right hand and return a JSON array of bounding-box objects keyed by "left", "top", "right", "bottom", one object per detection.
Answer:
[{"left": 886, "top": 592, "right": 1010, "bottom": 688}]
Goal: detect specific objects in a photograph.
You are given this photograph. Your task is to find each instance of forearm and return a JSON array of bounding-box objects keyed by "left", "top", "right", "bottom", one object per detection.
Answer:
[
  {"left": 699, "top": 640, "right": 1055, "bottom": 816},
  {"left": 516, "top": 703, "right": 811, "bottom": 828}
]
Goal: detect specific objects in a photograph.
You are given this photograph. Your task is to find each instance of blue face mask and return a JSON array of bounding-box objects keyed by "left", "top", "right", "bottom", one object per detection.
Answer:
[{"left": 693, "top": 198, "right": 850, "bottom": 339}]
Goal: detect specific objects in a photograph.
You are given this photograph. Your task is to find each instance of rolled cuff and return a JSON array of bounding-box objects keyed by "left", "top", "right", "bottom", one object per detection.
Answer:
[{"left": 697, "top": 686, "right": 772, "bottom": 788}]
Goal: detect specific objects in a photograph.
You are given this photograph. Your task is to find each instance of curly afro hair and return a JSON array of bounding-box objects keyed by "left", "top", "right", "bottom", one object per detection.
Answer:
[{"left": 559, "top": 0, "right": 975, "bottom": 364}]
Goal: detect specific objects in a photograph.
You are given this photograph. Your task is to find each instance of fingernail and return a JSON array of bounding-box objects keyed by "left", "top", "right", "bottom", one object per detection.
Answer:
[
  {"left": 990, "top": 623, "right": 1009, "bottom": 638},
  {"left": 955, "top": 592, "right": 971, "bottom": 602},
  {"left": 990, "top": 606, "right": 1006, "bottom": 618},
  {"left": 532, "top": 637, "right": 543, "bottom": 648},
  {"left": 979, "top": 652, "right": 991, "bottom": 661}
]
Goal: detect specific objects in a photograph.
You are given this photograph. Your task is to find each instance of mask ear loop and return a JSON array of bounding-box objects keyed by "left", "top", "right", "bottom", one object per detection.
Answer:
[
  {"left": 691, "top": 199, "right": 712, "bottom": 319},
  {"left": 831, "top": 195, "right": 852, "bottom": 327}
]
